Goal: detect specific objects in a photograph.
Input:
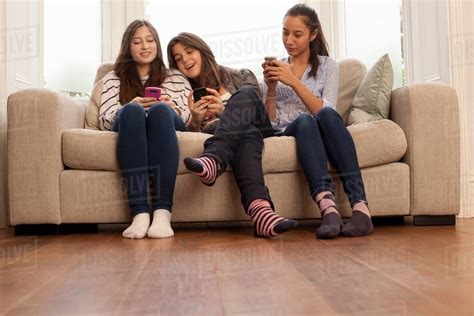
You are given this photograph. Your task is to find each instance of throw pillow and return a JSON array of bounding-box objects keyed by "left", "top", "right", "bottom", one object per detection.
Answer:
[
  {"left": 336, "top": 58, "right": 367, "bottom": 124},
  {"left": 347, "top": 54, "right": 393, "bottom": 125}
]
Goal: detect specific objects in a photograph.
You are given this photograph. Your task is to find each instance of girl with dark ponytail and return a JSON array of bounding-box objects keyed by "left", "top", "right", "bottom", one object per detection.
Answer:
[
  {"left": 285, "top": 3, "right": 330, "bottom": 77},
  {"left": 179, "top": 4, "right": 373, "bottom": 239},
  {"left": 262, "top": 3, "right": 374, "bottom": 238}
]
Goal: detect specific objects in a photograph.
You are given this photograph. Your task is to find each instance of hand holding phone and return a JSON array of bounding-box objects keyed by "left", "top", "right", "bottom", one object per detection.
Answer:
[
  {"left": 193, "top": 87, "right": 209, "bottom": 102},
  {"left": 145, "top": 87, "right": 161, "bottom": 99},
  {"left": 264, "top": 56, "right": 277, "bottom": 68}
]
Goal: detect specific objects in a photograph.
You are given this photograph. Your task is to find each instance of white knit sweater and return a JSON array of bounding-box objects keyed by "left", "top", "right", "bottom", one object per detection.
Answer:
[{"left": 98, "top": 69, "right": 192, "bottom": 130}]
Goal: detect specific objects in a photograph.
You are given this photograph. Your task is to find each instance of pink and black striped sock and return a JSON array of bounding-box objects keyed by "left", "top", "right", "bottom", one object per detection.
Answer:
[
  {"left": 183, "top": 156, "right": 218, "bottom": 186},
  {"left": 247, "top": 199, "right": 297, "bottom": 238},
  {"left": 315, "top": 191, "right": 343, "bottom": 239}
]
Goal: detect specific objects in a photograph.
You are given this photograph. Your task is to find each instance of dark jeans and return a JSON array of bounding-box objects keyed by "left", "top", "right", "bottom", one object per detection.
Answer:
[
  {"left": 204, "top": 86, "right": 367, "bottom": 210},
  {"left": 283, "top": 108, "right": 367, "bottom": 206},
  {"left": 112, "top": 103, "right": 186, "bottom": 217},
  {"left": 203, "top": 86, "right": 274, "bottom": 210}
]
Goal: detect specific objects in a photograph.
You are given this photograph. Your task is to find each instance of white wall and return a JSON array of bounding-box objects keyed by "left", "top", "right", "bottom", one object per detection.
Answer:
[
  {"left": 449, "top": 0, "right": 474, "bottom": 217},
  {"left": 403, "top": 0, "right": 451, "bottom": 84},
  {"left": 5, "top": 0, "right": 43, "bottom": 92},
  {"left": 102, "top": 0, "right": 145, "bottom": 63},
  {"left": 0, "top": 0, "right": 7, "bottom": 228}
]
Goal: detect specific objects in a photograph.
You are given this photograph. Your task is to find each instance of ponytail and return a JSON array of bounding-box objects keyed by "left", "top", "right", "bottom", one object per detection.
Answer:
[{"left": 285, "top": 4, "right": 329, "bottom": 77}]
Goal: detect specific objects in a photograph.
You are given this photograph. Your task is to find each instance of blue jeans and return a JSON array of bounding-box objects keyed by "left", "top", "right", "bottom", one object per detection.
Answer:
[
  {"left": 283, "top": 108, "right": 367, "bottom": 206},
  {"left": 203, "top": 86, "right": 275, "bottom": 210},
  {"left": 112, "top": 103, "right": 187, "bottom": 216},
  {"left": 200, "top": 86, "right": 367, "bottom": 210}
]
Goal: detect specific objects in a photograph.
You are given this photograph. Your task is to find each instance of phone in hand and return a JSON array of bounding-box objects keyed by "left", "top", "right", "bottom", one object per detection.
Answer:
[
  {"left": 145, "top": 87, "right": 161, "bottom": 99},
  {"left": 193, "top": 87, "right": 209, "bottom": 102},
  {"left": 264, "top": 56, "right": 277, "bottom": 66}
]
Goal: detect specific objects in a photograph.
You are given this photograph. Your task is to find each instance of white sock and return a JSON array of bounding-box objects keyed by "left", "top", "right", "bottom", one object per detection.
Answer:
[
  {"left": 122, "top": 213, "right": 150, "bottom": 239},
  {"left": 147, "top": 209, "right": 174, "bottom": 239}
]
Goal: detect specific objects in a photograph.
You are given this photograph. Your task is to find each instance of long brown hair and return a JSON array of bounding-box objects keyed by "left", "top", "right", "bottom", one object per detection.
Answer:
[
  {"left": 285, "top": 4, "right": 329, "bottom": 78},
  {"left": 114, "top": 20, "right": 167, "bottom": 104},
  {"left": 167, "top": 32, "right": 225, "bottom": 90}
]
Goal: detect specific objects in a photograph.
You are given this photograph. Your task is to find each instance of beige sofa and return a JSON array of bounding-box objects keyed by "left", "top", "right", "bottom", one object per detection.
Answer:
[{"left": 7, "top": 59, "right": 460, "bottom": 232}]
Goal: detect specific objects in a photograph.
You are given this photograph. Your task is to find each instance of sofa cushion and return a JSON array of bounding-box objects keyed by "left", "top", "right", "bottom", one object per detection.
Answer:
[
  {"left": 336, "top": 58, "right": 367, "bottom": 124},
  {"left": 63, "top": 119, "right": 407, "bottom": 174},
  {"left": 62, "top": 129, "right": 212, "bottom": 174},
  {"left": 94, "top": 63, "right": 114, "bottom": 84},
  {"left": 62, "top": 129, "right": 119, "bottom": 171},
  {"left": 262, "top": 119, "right": 407, "bottom": 173}
]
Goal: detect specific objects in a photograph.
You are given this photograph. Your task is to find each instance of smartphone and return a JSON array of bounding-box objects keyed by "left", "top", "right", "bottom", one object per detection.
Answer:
[
  {"left": 193, "top": 87, "right": 209, "bottom": 102},
  {"left": 145, "top": 87, "right": 161, "bottom": 99},
  {"left": 264, "top": 56, "right": 277, "bottom": 66}
]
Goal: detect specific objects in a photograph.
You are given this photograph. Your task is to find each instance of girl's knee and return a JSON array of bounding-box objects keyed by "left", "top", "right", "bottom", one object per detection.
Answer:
[
  {"left": 148, "top": 103, "right": 173, "bottom": 119},
  {"left": 294, "top": 113, "right": 317, "bottom": 130},
  {"left": 317, "top": 107, "right": 341, "bottom": 124},
  {"left": 122, "top": 102, "right": 146, "bottom": 117},
  {"left": 237, "top": 86, "right": 258, "bottom": 98},
  {"left": 120, "top": 103, "right": 145, "bottom": 119},
  {"left": 147, "top": 103, "right": 181, "bottom": 130},
  {"left": 147, "top": 103, "right": 173, "bottom": 116}
]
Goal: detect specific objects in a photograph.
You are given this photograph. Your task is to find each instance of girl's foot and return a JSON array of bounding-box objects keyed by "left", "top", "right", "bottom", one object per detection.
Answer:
[
  {"left": 122, "top": 213, "right": 150, "bottom": 239},
  {"left": 315, "top": 192, "right": 343, "bottom": 239},
  {"left": 248, "top": 199, "right": 297, "bottom": 237},
  {"left": 183, "top": 156, "right": 218, "bottom": 186},
  {"left": 147, "top": 209, "right": 174, "bottom": 238},
  {"left": 341, "top": 201, "right": 374, "bottom": 237}
]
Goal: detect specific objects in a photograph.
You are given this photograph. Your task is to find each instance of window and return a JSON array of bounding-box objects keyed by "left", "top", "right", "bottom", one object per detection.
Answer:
[
  {"left": 343, "top": 0, "right": 404, "bottom": 87},
  {"left": 146, "top": 0, "right": 297, "bottom": 79},
  {"left": 43, "top": 0, "right": 102, "bottom": 98},
  {"left": 41, "top": 1, "right": 405, "bottom": 95}
]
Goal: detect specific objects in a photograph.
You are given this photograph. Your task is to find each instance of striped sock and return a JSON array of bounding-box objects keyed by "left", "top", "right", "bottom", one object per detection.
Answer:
[
  {"left": 247, "top": 199, "right": 297, "bottom": 238},
  {"left": 315, "top": 192, "right": 343, "bottom": 239},
  {"left": 183, "top": 156, "right": 218, "bottom": 186}
]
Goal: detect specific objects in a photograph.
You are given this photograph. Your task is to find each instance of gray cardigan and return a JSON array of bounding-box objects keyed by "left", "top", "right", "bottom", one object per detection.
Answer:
[
  {"left": 198, "top": 66, "right": 261, "bottom": 134},
  {"left": 220, "top": 66, "right": 261, "bottom": 97}
]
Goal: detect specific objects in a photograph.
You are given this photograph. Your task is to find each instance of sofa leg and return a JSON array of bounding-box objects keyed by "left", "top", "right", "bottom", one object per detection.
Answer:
[
  {"left": 413, "top": 215, "right": 456, "bottom": 226},
  {"left": 14, "top": 224, "right": 99, "bottom": 235}
]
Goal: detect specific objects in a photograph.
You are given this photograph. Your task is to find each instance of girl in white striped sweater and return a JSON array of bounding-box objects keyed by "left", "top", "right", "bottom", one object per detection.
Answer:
[{"left": 95, "top": 20, "right": 191, "bottom": 239}]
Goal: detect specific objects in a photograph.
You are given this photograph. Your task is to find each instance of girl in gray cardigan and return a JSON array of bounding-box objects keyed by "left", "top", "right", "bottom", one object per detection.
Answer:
[{"left": 167, "top": 32, "right": 298, "bottom": 238}]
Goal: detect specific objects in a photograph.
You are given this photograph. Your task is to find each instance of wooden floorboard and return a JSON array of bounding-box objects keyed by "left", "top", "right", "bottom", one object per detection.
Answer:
[{"left": 1, "top": 219, "right": 474, "bottom": 315}]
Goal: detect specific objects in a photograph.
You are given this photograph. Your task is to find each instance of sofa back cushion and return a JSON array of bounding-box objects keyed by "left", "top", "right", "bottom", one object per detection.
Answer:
[
  {"left": 94, "top": 63, "right": 114, "bottom": 84},
  {"left": 87, "top": 59, "right": 366, "bottom": 128},
  {"left": 336, "top": 58, "right": 367, "bottom": 124}
]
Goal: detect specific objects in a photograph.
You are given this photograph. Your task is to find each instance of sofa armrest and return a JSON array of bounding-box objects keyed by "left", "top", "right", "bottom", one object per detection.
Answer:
[
  {"left": 7, "top": 89, "right": 86, "bottom": 225},
  {"left": 390, "top": 82, "right": 460, "bottom": 216}
]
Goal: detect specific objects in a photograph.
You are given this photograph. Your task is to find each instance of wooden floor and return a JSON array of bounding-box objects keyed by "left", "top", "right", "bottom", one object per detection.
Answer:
[{"left": 1, "top": 219, "right": 474, "bottom": 316}]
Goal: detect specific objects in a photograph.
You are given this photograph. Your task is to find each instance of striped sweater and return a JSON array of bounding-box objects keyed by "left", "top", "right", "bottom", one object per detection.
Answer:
[{"left": 98, "top": 69, "right": 192, "bottom": 131}]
